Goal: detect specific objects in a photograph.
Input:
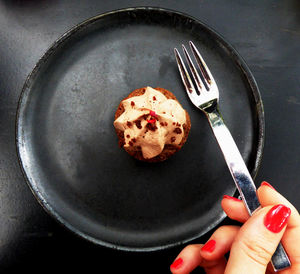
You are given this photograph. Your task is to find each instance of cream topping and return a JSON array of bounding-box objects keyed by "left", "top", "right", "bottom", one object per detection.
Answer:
[{"left": 114, "top": 87, "right": 187, "bottom": 159}]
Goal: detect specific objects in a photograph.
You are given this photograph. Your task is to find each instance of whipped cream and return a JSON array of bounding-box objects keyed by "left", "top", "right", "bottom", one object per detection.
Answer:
[{"left": 114, "top": 87, "right": 187, "bottom": 159}]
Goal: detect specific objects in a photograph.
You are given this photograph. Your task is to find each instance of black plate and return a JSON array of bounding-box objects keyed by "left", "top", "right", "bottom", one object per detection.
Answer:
[{"left": 16, "top": 7, "right": 264, "bottom": 251}]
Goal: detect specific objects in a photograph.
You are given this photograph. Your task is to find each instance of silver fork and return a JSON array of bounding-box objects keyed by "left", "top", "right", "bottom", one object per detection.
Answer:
[{"left": 174, "top": 41, "right": 291, "bottom": 272}]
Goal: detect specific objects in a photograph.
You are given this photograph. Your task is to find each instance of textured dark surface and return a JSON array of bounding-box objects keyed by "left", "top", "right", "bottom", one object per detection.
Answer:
[{"left": 1, "top": 0, "right": 300, "bottom": 273}]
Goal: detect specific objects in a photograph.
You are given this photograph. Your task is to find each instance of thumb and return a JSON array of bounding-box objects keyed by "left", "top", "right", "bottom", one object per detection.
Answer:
[{"left": 225, "top": 204, "right": 291, "bottom": 274}]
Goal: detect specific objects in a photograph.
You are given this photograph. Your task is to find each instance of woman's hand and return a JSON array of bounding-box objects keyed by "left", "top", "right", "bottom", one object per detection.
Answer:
[{"left": 170, "top": 181, "right": 300, "bottom": 273}]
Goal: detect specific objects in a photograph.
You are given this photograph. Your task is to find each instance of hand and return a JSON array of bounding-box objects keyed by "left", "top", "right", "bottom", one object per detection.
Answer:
[{"left": 170, "top": 181, "right": 300, "bottom": 273}]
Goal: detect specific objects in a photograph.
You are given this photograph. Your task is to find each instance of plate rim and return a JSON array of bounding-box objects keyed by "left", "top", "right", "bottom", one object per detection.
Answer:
[{"left": 15, "top": 6, "right": 265, "bottom": 251}]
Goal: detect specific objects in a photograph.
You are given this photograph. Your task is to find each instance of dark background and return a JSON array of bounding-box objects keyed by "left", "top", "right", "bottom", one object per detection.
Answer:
[{"left": 0, "top": 0, "right": 299, "bottom": 273}]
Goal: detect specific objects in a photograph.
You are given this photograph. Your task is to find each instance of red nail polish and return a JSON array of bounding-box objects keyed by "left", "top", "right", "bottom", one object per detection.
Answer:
[
  {"left": 264, "top": 204, "right": 291, "bottom": 233},
  {"left": 170, "top": 258, "right": 183, "bottom": 269},
  {"left": 201, "top": 239, "right": 216, "bottom": 252},
  {"left": 261, "top": 181, "right": 276, "bottom": 190},
  {"left": 223, "top": 195, "right": 242, "bottom": 202}
]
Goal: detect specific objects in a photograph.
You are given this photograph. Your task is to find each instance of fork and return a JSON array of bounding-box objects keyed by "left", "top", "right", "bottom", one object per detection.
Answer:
[{"left": 174, "top": 41, "right": 291, "bottom": 272}]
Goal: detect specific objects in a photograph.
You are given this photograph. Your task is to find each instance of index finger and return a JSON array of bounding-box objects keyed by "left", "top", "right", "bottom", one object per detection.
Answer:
[{"left": 222, "top": 182, "right": 300, "bottom": 227}]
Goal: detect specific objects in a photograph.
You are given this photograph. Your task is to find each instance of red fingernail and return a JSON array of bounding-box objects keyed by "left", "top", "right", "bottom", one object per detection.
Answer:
[
  {"left": 201, "top": 239, "right": 216, "bottom": 252},
  {"left": 264, "top": 204, "right": 291, "bottom": 233},
  {"left": 170, "top": 258, "right": 183, "bottom": 269},
  {"left": 261, "top": 181, "right": 276, "bottom": 190},
  {"left": 223, "top": 195, "right": 242, "bottom": 202}
]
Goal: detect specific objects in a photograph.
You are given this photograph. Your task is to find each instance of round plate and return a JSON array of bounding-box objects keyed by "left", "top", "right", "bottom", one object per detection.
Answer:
[{"left": 16, "top": 7, "right": 264, "bottom": 251}]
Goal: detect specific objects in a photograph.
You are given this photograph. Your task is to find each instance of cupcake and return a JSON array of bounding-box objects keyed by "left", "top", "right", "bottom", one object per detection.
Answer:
[{"left": 114, "top": 86, "right": 191, "bottom": 162}]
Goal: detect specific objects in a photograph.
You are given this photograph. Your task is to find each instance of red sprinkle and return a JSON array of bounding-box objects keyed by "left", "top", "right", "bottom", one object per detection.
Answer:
[
  {"left": 147, "top": 119, "right": 156, "bottom": 124},
  {"left": 150, "top": 110, "right": 158, "bottom": 118},
  {"left": 131, "top": 101, "right": 135, "bottom": 107},
  {"left": 153, "top": 96, "right": 157, "bottom": 101}
]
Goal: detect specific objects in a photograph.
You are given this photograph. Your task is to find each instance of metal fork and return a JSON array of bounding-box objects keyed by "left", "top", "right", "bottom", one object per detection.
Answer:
[{"left": 174, "top": 41, "right": 291, "bottom": 272}]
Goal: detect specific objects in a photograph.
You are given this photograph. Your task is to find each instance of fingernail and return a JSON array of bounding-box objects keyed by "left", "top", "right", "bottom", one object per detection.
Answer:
[
  {"left": 264, "top": 204, "right": 291, "bottom": 233},
  {"left": 201, "top": 239, "right": 216, "bottom": 252},
  {"left": 223, "top": 195, "right": 242, "bottom": 202},
  {"left": 170, "top": 258, "right": 183, "bottom": 269},
  {"left": 261, "top": 181, "right": 276, "bottom": 190}
]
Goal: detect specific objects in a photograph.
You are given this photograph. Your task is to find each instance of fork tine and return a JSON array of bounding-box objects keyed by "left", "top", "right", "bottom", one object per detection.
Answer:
[
  {"left": 182, "top": 44, "right": 203, "bottom": 94},
  {"left": 174, "top": 48, "right": 196, "bottom": 95},
  {"left": 189, "top": 41, "right": 213, "bottom": 89}
]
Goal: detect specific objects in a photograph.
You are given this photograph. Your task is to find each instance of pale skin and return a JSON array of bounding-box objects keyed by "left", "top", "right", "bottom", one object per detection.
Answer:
[{"left": 170, "top": 182, "right": 300, "bottom": 274}]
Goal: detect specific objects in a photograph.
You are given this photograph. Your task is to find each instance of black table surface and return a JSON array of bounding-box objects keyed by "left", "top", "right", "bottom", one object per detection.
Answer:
[{"left": 1, "top": 0, "right": 299, "bottom": 272}]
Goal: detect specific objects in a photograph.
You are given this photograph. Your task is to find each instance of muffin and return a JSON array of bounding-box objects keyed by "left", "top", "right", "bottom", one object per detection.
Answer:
[{"left": 113, "top": 86, "right": 191, "bottom": 162}]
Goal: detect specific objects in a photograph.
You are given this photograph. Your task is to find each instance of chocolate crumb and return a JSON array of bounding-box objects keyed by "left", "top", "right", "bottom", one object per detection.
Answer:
[
  {"left": 173, "top": 122, "right": 176, "bottom": 125},
  {"left": 160, "top": 122, "right": 165, "bottom": 126},
  {"left": 153, "top": 96, "right": 157, "bottom": 101},
  {"left": 135, "top": 120, "right": 142, "bottom": 129},
  {"left": 171, "top": 137, "right": 176, "bottom": 143},
  {"left": 132, "top": 138, "right": 137, "bottom": 143},
  {"left": 127, "top": 121, "right": 132, "bottom": 128},
  {"left": 129, "top": 141, "right": 134, "bottom": 146},
  {"left": 126, "top": 134, "right": 130, "bottom": 138},
  {"left": 146, "top": 122, "right": 158, "bottom": 131},
  {"left": 174, "top": 127, "right": 182, "bottom": 134}
]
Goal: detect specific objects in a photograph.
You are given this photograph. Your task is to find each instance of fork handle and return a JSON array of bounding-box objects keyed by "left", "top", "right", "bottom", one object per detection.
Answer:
[{"left": 205, "top": 106, "right": 291, "bottom": 272}]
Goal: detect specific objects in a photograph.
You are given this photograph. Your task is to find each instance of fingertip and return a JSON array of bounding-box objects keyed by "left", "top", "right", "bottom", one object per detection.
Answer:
[
  {"left": 221, "top": 195, "right": 249, "bottom": 223},
  {"left": 170, "top": 244, "right": 203, "bottom": 273},
  {"left": 264, "top": 204, "right": 291, "bottom": 233},
  {"left": 200, "top": 226, "right": 240, "bottom": 261},
  {"left": 257, "top": 181, "right": 279, "bottom": 203},
  {"left": 223, "top": 194, "right": 242, "bottom": 202},
  {"left": 201, "top": 239, "right": 216, "bottom": 253},
  {"left": 170, "top": 257, "right": 183, "bottom": 273},
  {"left": 221, "top": 194, "right": 242, "bottom": 213},
  {"left": 257, "top": 181, "right": 282, "bottom": 206},
  {"left": 260, "top": 181, "right": 276, "bottom": 191},
  {"left": 257, "top": 181, "right": 300, "bottom": 228}
]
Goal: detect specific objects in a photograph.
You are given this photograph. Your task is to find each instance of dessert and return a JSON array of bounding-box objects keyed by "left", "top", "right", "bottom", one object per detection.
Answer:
[{"left": 114, "top": 86, "right": 191, "bottom": 162}]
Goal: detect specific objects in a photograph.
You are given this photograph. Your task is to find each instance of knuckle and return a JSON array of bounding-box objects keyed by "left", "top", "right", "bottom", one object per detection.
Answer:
[{"left": 239, "top": 236, "right": 274, "bottom": 267}]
